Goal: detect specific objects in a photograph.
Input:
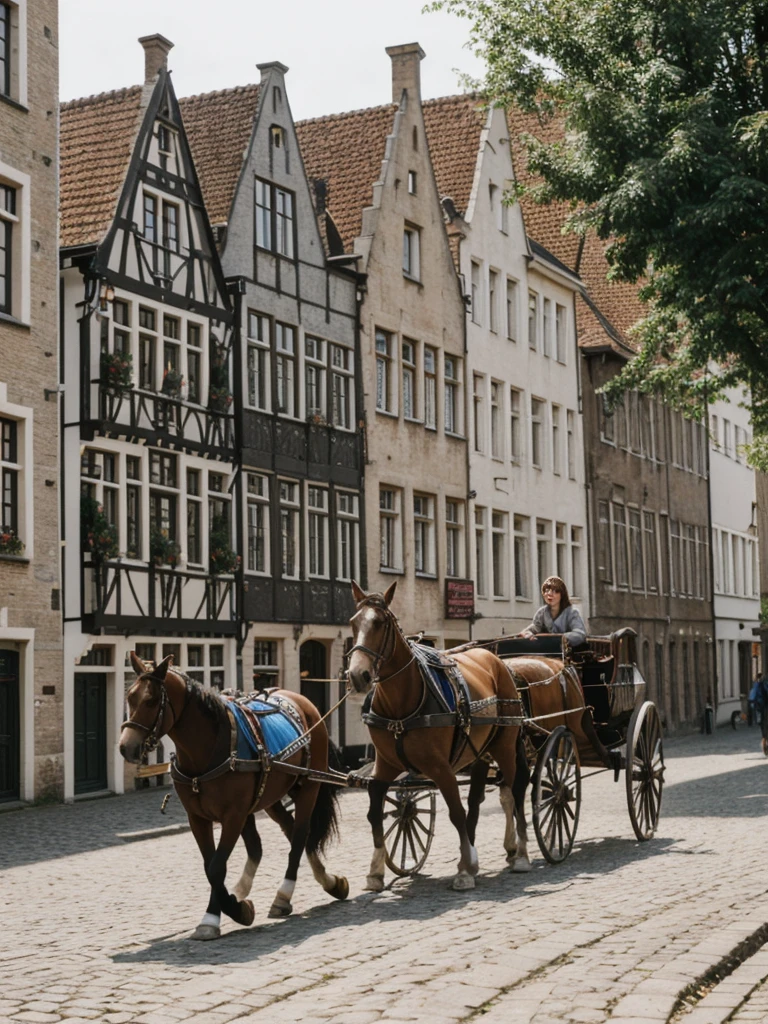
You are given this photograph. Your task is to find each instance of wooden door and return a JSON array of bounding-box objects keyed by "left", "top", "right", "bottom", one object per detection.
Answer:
[
  {"left": 74, "top": 673, "right": 107, "bottom": 794},
  {"left": 0, "top": 650, "right": 20, "bottom": 801}
]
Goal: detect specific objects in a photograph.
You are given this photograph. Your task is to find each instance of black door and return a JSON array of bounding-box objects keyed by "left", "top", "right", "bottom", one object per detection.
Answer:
[
  {"left": 300, "top": 640, "right": 328, "bottom": 715},
  {"left": 0, "top": 650, "right": 20, "bottom": 801},
  {"left": 74, "top": 673, "right": 107, "bottom": 794}
]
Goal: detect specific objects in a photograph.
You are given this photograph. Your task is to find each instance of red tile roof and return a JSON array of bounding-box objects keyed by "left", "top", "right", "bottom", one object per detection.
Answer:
[{"left": 60, "top": 86, "right": 144, "bottom": 249}]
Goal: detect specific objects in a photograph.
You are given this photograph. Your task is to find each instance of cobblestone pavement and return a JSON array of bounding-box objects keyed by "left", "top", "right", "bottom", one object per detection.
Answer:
[{"left": 3, "top": 728, "right": 768, "bottom": 1024}]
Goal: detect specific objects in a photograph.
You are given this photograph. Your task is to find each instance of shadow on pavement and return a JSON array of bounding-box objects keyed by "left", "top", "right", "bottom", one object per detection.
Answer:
[
  {"left": 663, "top": 761, "right": 768, "bottom": 817},
  {"left": 110, "top": 832, "right": 681, "bottom": 967}
]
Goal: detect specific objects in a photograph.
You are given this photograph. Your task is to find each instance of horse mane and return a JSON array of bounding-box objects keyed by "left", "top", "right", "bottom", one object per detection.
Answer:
[{"left": 142, "top": 666, "right": 229, "bottom": 729}]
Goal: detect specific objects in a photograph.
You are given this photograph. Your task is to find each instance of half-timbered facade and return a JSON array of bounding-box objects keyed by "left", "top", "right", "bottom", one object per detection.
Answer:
[
  {"left": 60, "top": 36, "right": 237, "bottom": 797},
  {"left": 181, "top": 63, "right": 363, "bottom": 752}
]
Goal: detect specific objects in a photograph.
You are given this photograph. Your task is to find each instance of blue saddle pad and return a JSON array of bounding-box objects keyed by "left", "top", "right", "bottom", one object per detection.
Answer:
[
  {"left": 227, "top": 698, "right": 302, "bottom": 760},
  {"left": 412, "top": 644, "right": 461, "bottom": 711}
]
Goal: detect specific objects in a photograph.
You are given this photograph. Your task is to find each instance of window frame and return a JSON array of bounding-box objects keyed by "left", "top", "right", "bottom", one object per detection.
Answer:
[
  {"left": 379, "top": 486, "right": 403, "bottom": 572},
  {"left": 413, "top": 492, "right": 436, "bottom": 577},
  {"left": 402, "top": 223, "right": 421, "bottom": 281},
  {"left": 246, "top": 472, "right": 270, "bottom": 575},
  {"left": 255, "top": 177, "right": 296, "bottom": 259}
]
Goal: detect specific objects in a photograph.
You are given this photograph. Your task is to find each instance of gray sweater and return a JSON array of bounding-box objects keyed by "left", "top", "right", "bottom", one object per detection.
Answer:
[{"left": 525, "top": 604, "right": 587, "bottom": 647}]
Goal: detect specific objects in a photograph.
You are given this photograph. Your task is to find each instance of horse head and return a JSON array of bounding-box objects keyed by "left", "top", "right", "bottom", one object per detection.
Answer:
[
  {"left": 347, "top": 579, "right": 399, "bottom": 694},
  {"left": 119, "top": 651, "right": 178, "bottom": 763}
]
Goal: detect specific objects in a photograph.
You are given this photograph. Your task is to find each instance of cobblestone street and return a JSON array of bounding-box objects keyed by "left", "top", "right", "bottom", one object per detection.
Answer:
[{"left": 3, "top": 728, "right": 768, "bottom": 1024}]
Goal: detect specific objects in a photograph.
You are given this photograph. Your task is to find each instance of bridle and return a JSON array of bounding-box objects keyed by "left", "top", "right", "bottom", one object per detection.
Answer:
[
  {"left": 121, "top": 671, "right": 188, "bottom": 757},
  {"left": 346, "top": 596, "right": 416, "bottom": 684}
]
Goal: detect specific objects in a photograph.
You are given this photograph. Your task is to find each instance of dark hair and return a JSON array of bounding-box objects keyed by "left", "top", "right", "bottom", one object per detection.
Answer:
[{"left": 541, "top": 575, "right": 571, "bottom": 611}]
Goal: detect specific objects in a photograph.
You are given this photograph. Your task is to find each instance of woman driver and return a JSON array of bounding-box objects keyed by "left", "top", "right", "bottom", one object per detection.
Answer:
[{"left": 520, "top": 576, "right": 587, "bottom": 648}]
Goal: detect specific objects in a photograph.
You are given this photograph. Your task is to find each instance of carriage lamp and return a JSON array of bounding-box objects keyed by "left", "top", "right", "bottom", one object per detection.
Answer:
[{"left": 99, "top": 282, "right": 115, "bottom": 312}]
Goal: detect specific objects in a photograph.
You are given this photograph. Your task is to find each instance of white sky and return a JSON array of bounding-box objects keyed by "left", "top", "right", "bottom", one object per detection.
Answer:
[{"left": 59, "top": 0, "right": 485, "bottom": 120}]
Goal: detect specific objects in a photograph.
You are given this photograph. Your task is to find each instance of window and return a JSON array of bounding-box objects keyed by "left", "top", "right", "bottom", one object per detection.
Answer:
[
  {"left": 1, "top": 415, "right": 19, "bottom": 539},
  {"left": 490, "top": 381, "right": 502, "bottom": 459},
  {"left": 330, "top": 344, "right": 353, "bottom": 430},
  {"left": 254, "top": 641, "right": 279, "bottom": 684},
  {"left": 185, "top": 469, "right": 202, "bottom": 565},
  {"left": 162, "top": 315, "right": 180, "bottom": 397},
  {"left": 506, "top": 279, "right": 518, "bottom": 341},
  {"left": 536, "top": 519, "right": 551, "bottom": 584},
  {"left": 255, "top": 178, "right": 294, "bottom": 258},
  {"left": 210, "top": 645, "right": 225, "bottom": 691},
  {"left": 375, "top": 329, "right": 393, "bottom": 413},
  {"left": 143, "top": 193, "right": 157, "bottom": 243},
  {"left": 150, "top": 449, "right": 178, "bottom": 556},
  {"left": 208, "top": 472, "right": 232, "bottom": 573},
  {"left": 489, "top": 269, "right": 499, "bottom": 333},
  {"left": 139, "top": 306, "right": 156, "bottom": 390},
  {"left": 403, "top": 224, "right": 420, "bottom": 279},
  {"left": 307, "top": 486, "right": 329, "bottom": 577},
  {"left": 444, "top": 356, "right": 460, "bottom": 434},
  {"left": 446, "top": 499, "right": 463, "bottom": 578},
  {"left": 473, "top": 374, "right": 485, "bottom": 453},
  {"left": 670, "top": 519, "right": 681, "bottom": 594},
  {"left": 492, "top": 511, "right": 508, "bottom": 597},
  {"left": 157, "top": 124, "right": 173, "bottom": 172},
  {"left": 126, "top": 456, "right": 141, "bottom": 560},
  {"left": 514, "top": 515, "right": 531, "bottom": 599},
  {"left": 0, "top": 3, "right": 9, "bottom": 97},
  {"left": 187, "top": 323, "right": 202, "bottom": 403},
  {"left": 643, "top": 512, "right": 658, "bottom": 592},
  {"left": 571, "top": 526, "right": 583, "bottom": 596},
  {"left": 379, "top": 487, "right": 402, "bottom": 571},
  {"left": 556, "top": 522, "right": 567, "bottom": 580},
  {"left": 0, "top": 182, "right": 15, "bottom": 314},
  {"left": 413, "top": 493, "right": 435, "bottom": 575},
  {"left": 247, "top": 312, "right": 270, "bottom": 411},
  {"left": 305, "top": 336, "right": 326, "bottom": 419},
  {"left": 275, "top": 322, "right": 296, "bottom": 416},
  {"left": 601, "top": 396, "right": 615, "bottom": 444},
  {"left": 597, "top": 500, "right": 611, "bottom": 583},
  {"left": 613, "top": 502, "right": 629, "bottom": 587},
  {"left": 402, "top": 340, "right": 417, "bottom": 419},
  {"left": 528, "top": 291, "right": 538, "bottom": 350},
  {"left": 471, "top": 261, "right": 482, "bottom": 324},
  {"left": 629, "top": 508, "right": 643, "bottom": 590},
  {"left": 424, "top": 346, "right": 436, "bottom": 429},
  {"left": 542, "top": 298, "right": 551, "bottom": 357},
  {"left": 408, "top": 170, "right": 417, "bottom": 194},
  {"left": 489, "top": 183, "right": 504, "bottom": 231},
  {"left": 555, "top": 304, "right": 566, "bottom": 363},
  {"left": 551, "top": 405, "right": 561, "bottom": 475},
  {"left": 475, "top": 507, "right": 487, "bottom": 597},
  {"left": 279, "top": 480, "right": 300, "bottom": 578},
  {"left": 509, "top": 388, "right": 522, "bottom": 463},
  {"left": 246, "top": 474, "right": 269, "bottom": 574},
  {"left": 337, "top": 491, "right": 359, "bottom": 582},
  {"left": 531, "top": 398, "right": 545, "bottom": 468},
  {"left": 162, "top": 201, "right": 179, "bottom": 277},
  {"left": 566, "top": 409, "right": 576, "bottom": 479}
]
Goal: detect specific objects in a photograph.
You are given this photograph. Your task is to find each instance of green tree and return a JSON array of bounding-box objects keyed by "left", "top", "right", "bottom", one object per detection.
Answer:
[{"left": 432, "top": 0, "right": 768, "bottom": 461}]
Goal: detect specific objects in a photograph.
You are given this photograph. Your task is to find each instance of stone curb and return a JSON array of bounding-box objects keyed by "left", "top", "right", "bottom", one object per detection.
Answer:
[
  {"left": 116, "top": 823, "right": 190, "bottom": 843},
  {"left": 679, "top": 947, "right": 768, "bottom": 1024}
]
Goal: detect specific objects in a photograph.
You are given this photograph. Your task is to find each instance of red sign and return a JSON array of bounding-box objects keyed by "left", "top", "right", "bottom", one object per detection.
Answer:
[{"left": 446, "top": 579, "right": 475, "bottom": 619}]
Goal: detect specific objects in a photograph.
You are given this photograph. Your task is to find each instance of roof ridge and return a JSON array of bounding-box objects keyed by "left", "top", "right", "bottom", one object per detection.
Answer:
[
  {"left": 60, "top": 84, "right": 143, "bottom": 111},
  {"left": 179, "top": 82, "right": 260, "bottom": 104}
]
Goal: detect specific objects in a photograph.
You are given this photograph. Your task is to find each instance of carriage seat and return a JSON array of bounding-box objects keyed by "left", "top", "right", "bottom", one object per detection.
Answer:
[{"left": 491, "top": 635, "right": 564, "bottom": 658}]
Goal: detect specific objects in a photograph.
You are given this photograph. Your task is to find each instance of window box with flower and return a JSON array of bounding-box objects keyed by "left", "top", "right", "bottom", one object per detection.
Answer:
[
  {"left": 208, "top": 385, "right": 233, "bottom": 414},
  {"left": 100, "top": 351, "right": 133, "bottom": 392},
  {"left": 149, "top": 528, "right": 180, "bottom": 568},
  {"left": 209, "top": 514, "right": 239, "bottom": 575},
  {"left": 81, "top": 495, "right": 118, "bottom": 563},
  {"left": 0, "top": 528, "right": 24, "bottom": 556},
  {"left": 161, "top": 367, "right": 184, "bottom": 397}
]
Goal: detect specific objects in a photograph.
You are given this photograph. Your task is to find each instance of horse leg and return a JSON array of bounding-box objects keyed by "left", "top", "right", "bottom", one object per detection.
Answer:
[
  {"left": 187, "top": 813, "right": 224, "bottom": 941},
  {"left": 364, "top": 778, "right": 390, "bottom": 892},
  {"left": 432, "top": 765, "right": 478, "bottom": 890},
  {"left": 232, "top": 813, "right": 262, "bottom": 901},
  {"left": 466, "top": 759, "right": 489, "bottom": 847},
  {"left": 494, "top": 732, "right": 531, "bottom": 873},
  {"left": 268, "top": 784, "right": 316, "bottom": 919},
  {"left": 511, "top": 735, "right": 531, "bottom": 872},
  {"left": 203, "top": 814, "right": 256, "bottom": 929}
]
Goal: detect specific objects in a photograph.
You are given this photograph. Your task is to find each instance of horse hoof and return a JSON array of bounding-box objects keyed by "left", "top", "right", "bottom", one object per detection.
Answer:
[
  {"left": 328, "top": 875, "right": 349, "bottom": 901},
  {"left": 452, "top": 872, "right": 476, "bottom": 891},
  {"left": 268, "top": 900, "right": 293, "bottom": 919},
  {"left": 505, "top": 852, "right": 518, "bottom": 866},
  {"left": 190, "top": 924, "right": 220, "bottom": 941},
  {"left": 240, "top": 899, "right": 255, "bottom": 926},
  {"left": 511, "top": 858, "right": 532, "bottom": 873},
  {"left": 364, "top": 875, "right": 385, "bottom": 893}
]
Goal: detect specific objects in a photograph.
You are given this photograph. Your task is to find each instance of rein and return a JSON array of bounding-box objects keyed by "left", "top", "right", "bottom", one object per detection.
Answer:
[{"left": 121, "top": 675, "right": 190, "bottom": 758}]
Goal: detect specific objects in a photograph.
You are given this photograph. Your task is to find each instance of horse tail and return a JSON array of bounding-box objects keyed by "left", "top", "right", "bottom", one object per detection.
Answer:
[{"left": 306, "top": 740, "right": 342, "bottom": 856}]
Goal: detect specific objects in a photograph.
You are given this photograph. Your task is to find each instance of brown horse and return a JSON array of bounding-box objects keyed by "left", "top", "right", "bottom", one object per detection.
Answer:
[
  {"left": 119, "top": 652, "right": 348, "bottom": 940},
  {"left": 347, "top": 581, "right": 530, "bottom": 891}
]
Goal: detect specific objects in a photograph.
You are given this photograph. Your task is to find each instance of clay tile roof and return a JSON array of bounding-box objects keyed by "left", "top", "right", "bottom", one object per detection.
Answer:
[
  {"left": 422, "top": 94, "right": 486, "bottom": 215},
  {"left": 296, "top": 103, "right": 397, "bottom": 255},
  {"left": 179, "top": 84, "right": 261, "bottom": 227},
  {"left": 60, "top": 86, "right": 144, "bottom": 249}
]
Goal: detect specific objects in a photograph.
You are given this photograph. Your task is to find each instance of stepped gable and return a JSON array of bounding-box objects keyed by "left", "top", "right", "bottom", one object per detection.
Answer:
[
  {"left": 60, "top": 86, "right": 144, "bottom": 249},
  {"left": 179, "top": 84, "right": 261, "bottom": 228},
  {"left": 422, "top": 94, "right": 486, "bottom": 216},
  {"left": 296, "top": 103, "right": 397, "bottom": 255}
]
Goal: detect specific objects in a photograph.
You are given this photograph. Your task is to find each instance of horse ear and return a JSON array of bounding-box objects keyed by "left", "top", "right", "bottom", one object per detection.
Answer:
[
  {"left": 383, "top": 580, "right": 397, "bottom": 607},
  {"left": 154, "top": 654, "right": 173, "bottom": 681},
  {"left": 129, "top": 651, "right": 146, "bottom": 676},
  {"left": 350, "top": 579, "right": 366, "bottom": 605}
]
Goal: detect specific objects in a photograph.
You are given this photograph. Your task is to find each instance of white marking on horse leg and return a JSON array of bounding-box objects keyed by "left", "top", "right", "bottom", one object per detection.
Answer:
[
  {"left": 190, "top": 911, "right": 222, "bottom": 940},
  {"left": 457, "top": 835, "right": 476, "bottom": 877},
  {"left": 232, "top": 857, "right": 258, "bottom": 900},
  {"left": 365, "top": 846, "right": 386, "bottom": 892},
  {"left": 268, "top": 877, "right": 295, "bottom": 919},
  {"left": 277, "top": 877, "right": 295, "bottom": 902},
  {"left": 201, "top": 912, "right": 221, "bottom": 927},
  {"left": 499, "top": 785, "right": 517, "bottom": 860},
  {"left": 468, "top": 844, "right": 479, "bottom": 876},
  {"left": 511, "top": 805, "right": 531, "bottom": 872}
]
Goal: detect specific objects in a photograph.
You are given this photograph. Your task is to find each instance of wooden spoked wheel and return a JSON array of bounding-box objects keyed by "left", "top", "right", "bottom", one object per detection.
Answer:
[
  {"left": 626, "top": 701, "right": 665, "bottom": 840},
  {"left": 383, "top": 786, "right": 437, "bottom": 876},
  {"left": 532, "top": 726, "right": 582, "bottom": 864}
]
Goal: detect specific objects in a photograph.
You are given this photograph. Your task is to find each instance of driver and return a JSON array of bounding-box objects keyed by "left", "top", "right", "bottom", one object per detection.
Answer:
[{"left": 520, "top": 576, "right": 587, "bottom": 648}]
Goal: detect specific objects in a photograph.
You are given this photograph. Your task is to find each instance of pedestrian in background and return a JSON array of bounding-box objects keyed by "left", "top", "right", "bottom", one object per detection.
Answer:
[{"left": 748, "top": 674, "right": 768, "bottom": 756}]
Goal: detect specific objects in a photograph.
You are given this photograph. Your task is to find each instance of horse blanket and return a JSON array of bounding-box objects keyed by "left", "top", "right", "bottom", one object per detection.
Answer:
[
  {"left": 224, "top": 693, "right": 306, "bottom": 762},
  {"left": 411, "top": 643, "right": 470, "bottom": 715}
]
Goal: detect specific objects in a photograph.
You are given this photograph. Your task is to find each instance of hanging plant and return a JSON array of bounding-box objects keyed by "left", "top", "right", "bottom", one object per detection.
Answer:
[
  {"left": 208, "top": 385, "right": 233, "bottom": 413},
  {"left": 81, "top": 495, "right": 118, "bottom": 562},
  {"left": 209, "top": 514, "right": 239, "bottom": 575},
  {"left": 161, "top": 367, "right": 184, "bottom": 397},
  {"left": 0, "top": 528, "right": 24, "bottom": 556},
  {"left": 100, "top": 350, "right": 133, "bottom": 392},
  {"left": 149, "top": 528, "right": 180, "bottom": 568}
]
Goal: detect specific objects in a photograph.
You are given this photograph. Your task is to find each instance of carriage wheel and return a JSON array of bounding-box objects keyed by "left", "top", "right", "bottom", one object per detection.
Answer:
[
  {"left": 532, "top": 726, "right": 581, "bottom": 864},
  {"left": 626, "top": 701, "right": 664, "bottom": 840},
  {"left": 383, "top": 786, "right": 436, "bottom": 877}
]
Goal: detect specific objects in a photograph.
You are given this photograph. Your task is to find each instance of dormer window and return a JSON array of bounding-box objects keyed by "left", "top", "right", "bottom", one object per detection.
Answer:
[
  {"left": 157, "top": 124, "right": 173, "bottom": 171},
  {"left": 271, "top": 125, "right": 283, "bottom": 149},
  {"left": 408, "top": 170, "right": 417, "bottom": 195},
  {"left": 402, "top": 224, "right": 420, "bottom": 281}
]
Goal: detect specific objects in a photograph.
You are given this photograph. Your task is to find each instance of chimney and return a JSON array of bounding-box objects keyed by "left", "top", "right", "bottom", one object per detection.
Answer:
[
  {"left": 386, "top": 42, "right": 425, "bottom": 105},
  {"left": 138, "top": 33, "right": 174, "bottom": 82}
]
